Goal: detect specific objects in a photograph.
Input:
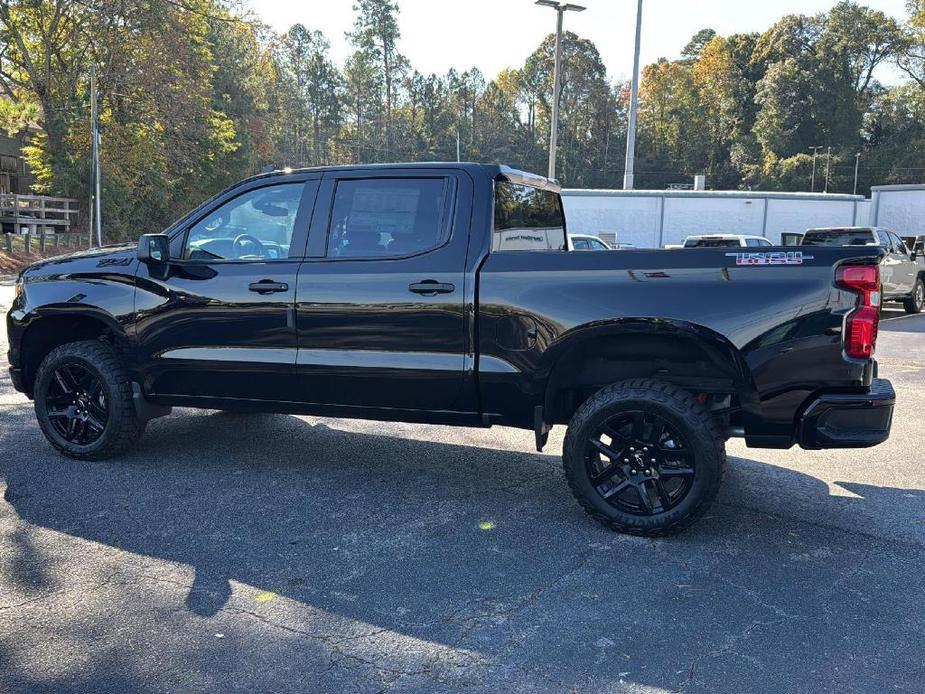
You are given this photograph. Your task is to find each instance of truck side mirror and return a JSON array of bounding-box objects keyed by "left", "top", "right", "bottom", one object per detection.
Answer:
[{"left": 137, "top": 234, "right": 170, "bottom": 264}]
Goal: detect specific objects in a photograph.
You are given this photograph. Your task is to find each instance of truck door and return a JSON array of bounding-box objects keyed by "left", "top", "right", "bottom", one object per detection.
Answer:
[
  {"left": 292, "top": 168, "right": 475, "bottom": 414},
  {"left": 878, "top": 230, "right": 901, "bottom": 297},
  {"left": 134, "top": 176, "right": 317, "bottom": 402},
  {"left": 889, "top": 231, "right": 917, "bottom": 295}
]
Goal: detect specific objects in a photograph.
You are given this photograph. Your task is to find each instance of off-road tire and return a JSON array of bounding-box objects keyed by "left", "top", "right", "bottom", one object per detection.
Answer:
[
  {"left": 903, "top": 277, "right": 924, "bottom": 314},
  {"left": 562, "top": 379, "right": 725, "bottom": 537},
  {"left": 34, "top": 340, "right": 145, "bottom": 460}
]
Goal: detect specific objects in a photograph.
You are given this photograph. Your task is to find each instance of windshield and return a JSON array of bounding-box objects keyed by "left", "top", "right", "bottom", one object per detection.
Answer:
[{"left": 801, "top": 230, "right": 877, "bottom": 247}]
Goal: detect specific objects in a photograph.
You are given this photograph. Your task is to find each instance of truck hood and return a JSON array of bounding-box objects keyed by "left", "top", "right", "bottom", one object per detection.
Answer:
[{"left": 19, "top": 242, "right": 138, "bottom": 280}]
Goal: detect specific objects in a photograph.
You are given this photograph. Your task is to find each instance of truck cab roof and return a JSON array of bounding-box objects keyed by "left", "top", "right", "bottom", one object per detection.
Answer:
[{"left": 246, "top": 162, "right": 561, "bottom": 193}]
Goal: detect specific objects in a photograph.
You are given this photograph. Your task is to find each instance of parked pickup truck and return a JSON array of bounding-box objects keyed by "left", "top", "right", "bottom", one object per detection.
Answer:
[
  {"left": 6, "top": 163, "right": 896, "bottom": 536},
  {"left": 802, "top": 226, "right": 925, "bottom": 313}
]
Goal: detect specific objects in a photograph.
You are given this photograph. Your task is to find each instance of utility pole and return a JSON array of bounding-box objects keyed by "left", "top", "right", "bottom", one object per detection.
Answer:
[
  {"left": 853, "top": 152, "right": 861, "bottom": 195},
  {"left": 809, "top": 146, "right": 823, "bottom": 192},
  {"left": 623, "top": 0, "right": 643, "bottom": 190},
  {"left": 90, "top": 65, "right": 102, "bottom": 247},
  {"left": 535, "top": 1, "right": 586, "bottom": 180},
  {"left": 456, "top": 130, "right": 461, "bottom": 163},
  {"left": 824, "top": 146, "right": 832, "bottom": 194}
]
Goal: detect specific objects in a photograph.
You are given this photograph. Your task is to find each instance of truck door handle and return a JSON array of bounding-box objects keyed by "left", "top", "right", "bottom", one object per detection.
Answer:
[
  {"left": 409, "top": 280, "right": 455, "bottom": 295},
  {"left": 248, "top": 280, "right": 289, "bottom": 294}
]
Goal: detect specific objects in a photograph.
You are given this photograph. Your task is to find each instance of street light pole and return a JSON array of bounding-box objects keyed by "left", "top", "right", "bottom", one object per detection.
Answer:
[
  {"left": 623, "top": 0, "right": 643, "bottom": 190},
  {"left": 824, "top": 146, "right": 832, "bottom": 194},
  {"left": 809, "top": 146, "right": 822, "bottom": 192},
  {"left": 535, "top": 1, "right": 586, "bottom": 181},
  {"left": 853, "top": 152, "right": 861, "bottom": 195},
  {"left": 90, "top": 65, "right": 102, "bottom": 247}
]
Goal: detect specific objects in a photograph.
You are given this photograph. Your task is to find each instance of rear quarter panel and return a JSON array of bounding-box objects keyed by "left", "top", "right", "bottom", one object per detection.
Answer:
[{"left": 477, "top": 247, "right": 876, "bottom": 443}]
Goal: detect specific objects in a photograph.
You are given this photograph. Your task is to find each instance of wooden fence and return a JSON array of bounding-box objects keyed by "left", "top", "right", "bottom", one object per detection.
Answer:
[
  {"left": 0, "top": 193, "right": 80, "bottom": 235},
  {"left": 3, "top": 231, "right": 92, "bottom": 256}
]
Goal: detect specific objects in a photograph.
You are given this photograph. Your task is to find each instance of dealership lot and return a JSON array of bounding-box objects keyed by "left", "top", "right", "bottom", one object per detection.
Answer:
[{"left": 1, "top": 277, "right": 924, "bottom": 693}]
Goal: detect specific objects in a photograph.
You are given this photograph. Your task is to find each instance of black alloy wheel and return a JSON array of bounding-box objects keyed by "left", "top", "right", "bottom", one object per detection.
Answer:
[
  {"left": 44, "top": 361, "right": 110, "bottom": 445},
  {"left": 586, "top": 410, "right": 695, "bottom": 516}
]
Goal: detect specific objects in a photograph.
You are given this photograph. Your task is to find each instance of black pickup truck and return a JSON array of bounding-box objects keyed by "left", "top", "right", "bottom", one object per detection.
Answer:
[{"left": 6, "top": 163, "right": 896, "bottom": 536}]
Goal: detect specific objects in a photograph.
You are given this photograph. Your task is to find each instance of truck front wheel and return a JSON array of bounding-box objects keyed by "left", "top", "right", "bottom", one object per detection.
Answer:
[
  {"left": 33, "top": 340, "right": 145, "bottom": 461},
  {"left": 562, "top": 379, "right": 725, "bottom": 536}
]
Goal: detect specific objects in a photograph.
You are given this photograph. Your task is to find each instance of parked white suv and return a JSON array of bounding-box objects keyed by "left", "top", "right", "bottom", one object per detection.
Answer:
[
  {"left": 682, "top": 234, "right": 774, "bottom": 248},
  {"left": 567, "top": 234, "right": 612, "bottom": 251}
]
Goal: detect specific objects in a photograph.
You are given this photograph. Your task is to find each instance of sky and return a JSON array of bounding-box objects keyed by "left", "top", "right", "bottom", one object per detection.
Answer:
[{"left": 246, "top": 0, "right": 913, "bottom": 84}]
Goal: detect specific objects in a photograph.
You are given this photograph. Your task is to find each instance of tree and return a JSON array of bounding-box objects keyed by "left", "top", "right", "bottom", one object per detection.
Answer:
[
  {"left": 898, "top": 0, "right": 925, "bottom": 87},
  {"left": 822, "top": 1, "right": 903, "bottom": 105},
  {"left": 0, "top": 0, "right": 93, "bottom": 189},
  {"left": 280, "top": 24, "right": 341, "bottom": 166},
  {"left": 521, "top": 31, "right": 623, "bottom": 185},
  {"left": 681, "top": 28, "right": 717, "bottom": 62},
  {"left": 347, "top": 0, "right": 407, "bottom": 159},
  {"left": 340, "top": 49, "right": 380, "bottom": 162},
  {"left": 636, "top": 58, "right": 708, "bottom": 188}
]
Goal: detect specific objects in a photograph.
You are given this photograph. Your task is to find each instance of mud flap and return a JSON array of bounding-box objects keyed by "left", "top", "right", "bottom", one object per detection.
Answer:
[{"left": 534, "top": 405, "right": 551, "bottom": 452}]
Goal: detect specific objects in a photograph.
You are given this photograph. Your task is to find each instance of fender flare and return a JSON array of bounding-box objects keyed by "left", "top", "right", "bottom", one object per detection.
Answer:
[{"left": 535, "top": 317, "right": 760, "bottom": 422}]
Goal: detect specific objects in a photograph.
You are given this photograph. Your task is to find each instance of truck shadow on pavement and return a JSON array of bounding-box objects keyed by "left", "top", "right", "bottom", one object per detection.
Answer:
[{"left": 2, "top": 405, "right": 924, "bottom": 692}]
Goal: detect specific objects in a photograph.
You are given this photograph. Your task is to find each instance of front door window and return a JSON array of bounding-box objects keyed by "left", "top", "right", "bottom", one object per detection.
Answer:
[{"left": 184, "top": 183, "right": 305, "bottom": 261}]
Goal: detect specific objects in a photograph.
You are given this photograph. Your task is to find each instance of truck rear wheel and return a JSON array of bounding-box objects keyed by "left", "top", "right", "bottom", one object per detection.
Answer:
[
  {"left": 33, "top": 340, "right": 145, "bottom": 461},
  {"left": 562, "top": 379, "right": 725, "bottom": 537},
  {"left": 903, "top": 277, "right": 924, "bottom": 314}
]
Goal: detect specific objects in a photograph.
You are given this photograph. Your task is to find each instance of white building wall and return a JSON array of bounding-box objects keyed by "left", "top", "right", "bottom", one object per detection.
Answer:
[
  {"left": 855, "top": 200, "right": 872, "bottom": 226},
  {"left": 764, "top": 199, "right": 858, "bottom": 243},
  {"left": 871, "top": 186, "right": 925, "bottom": 234},
  {"left": 660, "top": 196, "right": 764, "bottom": 245},
  {"left": 562, "top": 189, "right": 867, "bottom": 247},
  {"left": 560, "top": 194, "right": 661, "bottom": 248}
]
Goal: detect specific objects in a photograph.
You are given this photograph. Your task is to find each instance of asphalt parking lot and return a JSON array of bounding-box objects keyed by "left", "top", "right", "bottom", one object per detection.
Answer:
[{"left": 1, "top": 276, "right": 924, "bottom": 694}]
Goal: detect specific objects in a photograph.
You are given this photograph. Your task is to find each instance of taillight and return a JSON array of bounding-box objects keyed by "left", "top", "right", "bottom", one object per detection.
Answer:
[{"left": 836, "top": 264, "right": 881, "bottom": 359}]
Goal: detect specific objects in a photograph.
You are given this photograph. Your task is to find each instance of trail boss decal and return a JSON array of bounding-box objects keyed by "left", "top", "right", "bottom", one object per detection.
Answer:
[{"left": 725, "top": 251, "right": 814, "bottom": 266}]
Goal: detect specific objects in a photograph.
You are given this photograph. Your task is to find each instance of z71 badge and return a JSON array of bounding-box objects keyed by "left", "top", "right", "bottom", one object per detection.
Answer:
[{"left": 725, "top": 251, "right": 814, "bottom": 266}]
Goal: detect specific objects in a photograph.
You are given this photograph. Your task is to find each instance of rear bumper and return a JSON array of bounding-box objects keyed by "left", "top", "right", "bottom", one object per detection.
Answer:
[{"left": 797, "top": 378, "right": 895, "bottom": 449}]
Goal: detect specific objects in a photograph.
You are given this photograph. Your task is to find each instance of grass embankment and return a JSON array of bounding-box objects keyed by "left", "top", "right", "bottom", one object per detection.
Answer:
[{"left": 0, "top": 249, "right": 58, "bottom": 275}]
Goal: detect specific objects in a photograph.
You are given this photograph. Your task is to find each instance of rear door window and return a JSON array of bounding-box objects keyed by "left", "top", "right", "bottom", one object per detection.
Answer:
[
  {"left": 326, "top": 178, "right": 449, "bottom": 258},
  {"left": 492, "top": 181, "right": 566, "bottom": 251}
]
